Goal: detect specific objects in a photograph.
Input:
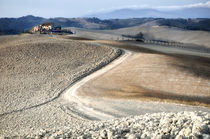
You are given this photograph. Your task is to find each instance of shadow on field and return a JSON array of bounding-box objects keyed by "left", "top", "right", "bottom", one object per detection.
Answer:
[
  {"left": 98, "top": 85, "right": 210, "bottom": 107},
  {"left": 168, "top": 54, "right": 210, "bottom": 80},
  {"left": 135, "top": 86, "right": 210, "bottom": 107}
]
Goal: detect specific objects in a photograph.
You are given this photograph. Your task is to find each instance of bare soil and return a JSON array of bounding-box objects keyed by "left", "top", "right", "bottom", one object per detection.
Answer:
[{"left": 0, "top": 34, "right": 120, "bottom": 135}]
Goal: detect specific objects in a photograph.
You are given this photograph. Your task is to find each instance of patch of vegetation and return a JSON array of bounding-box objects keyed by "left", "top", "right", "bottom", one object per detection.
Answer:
[{"left": 122, "top": 32, "right": 145, "bottom": 41}]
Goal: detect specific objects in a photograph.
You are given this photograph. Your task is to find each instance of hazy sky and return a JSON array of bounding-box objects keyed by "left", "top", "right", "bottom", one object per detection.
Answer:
[{"left": 0, "top": 0, "right": 209, "bottom": 18}]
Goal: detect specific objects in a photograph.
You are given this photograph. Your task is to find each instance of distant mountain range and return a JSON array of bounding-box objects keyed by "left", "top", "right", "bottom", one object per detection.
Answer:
[
  {"left": 88, "top": 7, "right": 210, "bottom": 19},
  {"left": 0, "top": 15, "right": 210, "bottom": 35}
]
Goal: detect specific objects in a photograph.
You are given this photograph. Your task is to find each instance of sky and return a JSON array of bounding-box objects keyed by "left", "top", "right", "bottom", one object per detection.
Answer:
[{"left": 0, "top": 0, "right": 210, "bottom": 18}]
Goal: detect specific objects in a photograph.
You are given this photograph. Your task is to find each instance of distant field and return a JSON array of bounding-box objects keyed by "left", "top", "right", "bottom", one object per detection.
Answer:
[
  {"left": 107, "top": 23, "right": 210, "bottom": 48},
  {"left": 67, "top": 22, "right": 210, "bottom": 50}
]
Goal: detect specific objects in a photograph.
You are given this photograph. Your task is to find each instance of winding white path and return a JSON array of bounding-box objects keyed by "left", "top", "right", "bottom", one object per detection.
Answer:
[
  {"left": 62, "top": 50, "right": 132, "bottom": 120},
  {"left": 62, "top": 44, "right": 210, "bottom": 121}
]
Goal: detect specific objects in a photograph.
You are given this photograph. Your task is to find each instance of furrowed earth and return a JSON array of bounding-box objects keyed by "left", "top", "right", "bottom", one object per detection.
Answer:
[{"left": 0, "top": 34, "right": 121, "bottom": 136}]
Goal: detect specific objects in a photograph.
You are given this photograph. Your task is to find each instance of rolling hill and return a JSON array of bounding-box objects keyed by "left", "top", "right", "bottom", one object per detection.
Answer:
[{"left": 0, "top": 15, "right": 210, "bottom": 35}]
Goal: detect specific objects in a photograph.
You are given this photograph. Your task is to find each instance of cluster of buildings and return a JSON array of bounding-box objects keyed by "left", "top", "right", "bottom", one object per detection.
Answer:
[{"left": 30, "top": 23, "right": 63, "bottom": 34}]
